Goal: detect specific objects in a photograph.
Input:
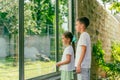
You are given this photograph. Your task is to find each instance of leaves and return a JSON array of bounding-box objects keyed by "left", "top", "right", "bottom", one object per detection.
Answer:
[
  {"left": 28, "top": 0, "right": 55, "bottom": 35},
  {"left": 93, "top": 40, "right": 120, "bottom": 79},
  {"left": 93, "top": 40, "right": 105, "bottom": 65},
  {"left": 109, "top": 2, "right": 120, "bottom": 14},
  {"left": 0, "top": 0, "right": 18, "bottom": 34},
  {"left": 101, "top": 0, "right": 120, "bottom": 14},
  {"left": 0, "top": 0, "right": 68, "bottom": 35},
  {"left": 111, "top": 42, "right": 120, "bottom": 62}
]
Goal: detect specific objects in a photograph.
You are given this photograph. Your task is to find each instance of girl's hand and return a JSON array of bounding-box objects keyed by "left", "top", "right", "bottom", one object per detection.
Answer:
[
  {"left": 76, "top": 66, "right": 81, "bottom": 73},
  {"left": 56, "top": 62, "right": 61, "bottom": 67}
]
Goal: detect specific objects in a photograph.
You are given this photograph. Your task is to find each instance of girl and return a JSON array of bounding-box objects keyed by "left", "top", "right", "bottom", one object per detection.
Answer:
[{"left": 56, "top": 31, "right": 75, "bottom": 80}]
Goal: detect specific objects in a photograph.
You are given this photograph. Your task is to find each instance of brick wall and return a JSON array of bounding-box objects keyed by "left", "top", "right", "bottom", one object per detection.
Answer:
[{"left": 75, "top": 0, "right": 120, "bottom": 79}]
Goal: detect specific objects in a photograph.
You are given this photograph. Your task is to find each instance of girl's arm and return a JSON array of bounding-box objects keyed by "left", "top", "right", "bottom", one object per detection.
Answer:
[{"left": 56, "top": 54, "right": 71, "bottom": 67}]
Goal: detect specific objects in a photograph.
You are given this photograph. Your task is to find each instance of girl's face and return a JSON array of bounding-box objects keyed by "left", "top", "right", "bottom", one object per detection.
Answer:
[{"left": 62, "top": 35, "right": 70, "bottom": 46}]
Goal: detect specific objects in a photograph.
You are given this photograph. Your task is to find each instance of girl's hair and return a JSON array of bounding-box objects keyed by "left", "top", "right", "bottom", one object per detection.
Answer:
[{"left": 63, "top": 31, "right": 73, "bottom": 42}]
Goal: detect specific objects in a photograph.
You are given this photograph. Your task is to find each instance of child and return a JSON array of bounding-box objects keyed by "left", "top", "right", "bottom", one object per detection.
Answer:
[
  {"left": 56, "top": 31, "right": 75, "bottom": 80},
  {"left": 75, "top": 17, "right": 91, "bottom": 80}
]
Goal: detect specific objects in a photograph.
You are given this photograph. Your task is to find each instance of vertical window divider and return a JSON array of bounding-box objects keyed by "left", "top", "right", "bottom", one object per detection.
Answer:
[
  {"left": 68, "top": 0, "right": 75, "bottom": 55},
  {"left": 55, "top": 0, "right": 59, "bottom": 72},
  {"left": 19, "top": 0, "right": 24, "bottom": 80},
  {"left": 68, "top": 0, "right": 75, "bottom": 33}
]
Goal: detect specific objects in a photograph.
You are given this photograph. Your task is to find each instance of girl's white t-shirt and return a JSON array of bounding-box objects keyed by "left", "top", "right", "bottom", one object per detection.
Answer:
[{"left": 60, "top": 45, "right": 75, "bottom": 71}]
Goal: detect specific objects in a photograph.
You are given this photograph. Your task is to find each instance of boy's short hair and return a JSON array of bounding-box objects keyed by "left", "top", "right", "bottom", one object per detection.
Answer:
[{"left": 77, "top": 17, "right": 90, "bottom": 28}]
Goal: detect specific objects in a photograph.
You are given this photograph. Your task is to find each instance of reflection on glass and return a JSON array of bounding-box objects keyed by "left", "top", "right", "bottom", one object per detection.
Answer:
[
  {"left": 59, "top": 0, "right": 69, "bottom": 61},
  {"left": 24, "top": 0, "right": 56, "bottom": 79},
  {"left": 24, "top": 35, "right": 56, "bottom": 79},
  {"left": 0, "top": 0, "right": 19, "bottom": 80}
]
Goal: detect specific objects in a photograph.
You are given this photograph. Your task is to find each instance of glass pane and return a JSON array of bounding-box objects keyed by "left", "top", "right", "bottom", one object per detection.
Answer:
[
  {"left": 0, "top": 0, "right": 19, "bottom": 80},
  {"left": 24, "top": 0, "right": 56, "bottom": 79},
  {"left": 59, "top": 0, "right": 69, "bottom": 61}
]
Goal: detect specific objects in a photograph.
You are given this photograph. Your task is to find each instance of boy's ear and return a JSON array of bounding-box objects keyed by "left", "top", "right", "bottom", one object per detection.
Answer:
[
  {"left": 82, "top": 24, "right": 86, "bottom": 29},
  {"left": 84, "top": 25, "right": 86, "bottom": 29}
]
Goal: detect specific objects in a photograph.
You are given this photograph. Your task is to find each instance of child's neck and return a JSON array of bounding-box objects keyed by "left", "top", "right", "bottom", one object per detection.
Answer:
[
  {"left": 80, "top": 30, "right": 86, "bottom": 34},
  {"left": 65, "top": 43, "right": 70, "bottom": 47}
]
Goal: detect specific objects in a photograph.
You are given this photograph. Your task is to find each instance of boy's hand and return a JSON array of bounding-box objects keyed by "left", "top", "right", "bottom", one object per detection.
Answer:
[
  {"left": 56, "top": 62, "right": 61, "bottom": 67},
  {"left": 76, "top": 66, "right": 81, "bottom": 73}
]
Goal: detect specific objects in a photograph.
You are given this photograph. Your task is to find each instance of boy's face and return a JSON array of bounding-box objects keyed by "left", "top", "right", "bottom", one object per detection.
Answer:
[
  {"left": 75, "top": 21, "right": 85, "bottom": 32},
  {"left": 62, "top": 35, "right": 70, "bottom": 46}
]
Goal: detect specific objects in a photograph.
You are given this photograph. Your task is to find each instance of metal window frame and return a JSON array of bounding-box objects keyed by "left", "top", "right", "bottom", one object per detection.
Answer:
[
  {"left": 55, "top": 0, "right": 59, "bottom": 72},
  {"left": 68, "top": 0, "right": 75, "bottom": 33},
  {"left": 19, "top": 0, "right": 24, "bottom": 80}
]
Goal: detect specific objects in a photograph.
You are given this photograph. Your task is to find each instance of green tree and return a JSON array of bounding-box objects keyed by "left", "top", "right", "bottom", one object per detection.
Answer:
[
  {"left": 0, "top": 0, "right": 68, "bottom": 35},
  {"left": 101, "top": 0, "right": 120, "bottom": 14},
  {"left": 29, "top": 0, "right": 55, "bottom": 35},
  {"left": 0, "top": 0, "right": 18, "bottom": 35}
]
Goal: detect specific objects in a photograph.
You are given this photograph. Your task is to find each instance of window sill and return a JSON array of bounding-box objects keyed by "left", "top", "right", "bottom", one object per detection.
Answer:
[{"left": 27, "top": 72, "right": 60, "bottom": 80}]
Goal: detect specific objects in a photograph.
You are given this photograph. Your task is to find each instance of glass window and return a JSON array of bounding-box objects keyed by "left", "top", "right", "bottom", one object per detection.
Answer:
[
  {"left": 24, "top": 0, "right": 56, "bottom": 79},
  {"left": 58, "top": 0, "right": 69, "bottom": 61},
  {"left": 0, "top": 0, "right": 19, "bottom": 80},
  {"left": 0, "top": 0, "right": 71, "bottom": 79}
]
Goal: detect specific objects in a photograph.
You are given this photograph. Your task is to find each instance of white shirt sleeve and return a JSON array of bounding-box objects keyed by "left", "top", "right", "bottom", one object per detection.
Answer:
[
  {"left": 65, "top": 46, "right": 73, "bottom": 55},
  {"left": 79, "top": 34, "right": 87, "bottom": 46}
]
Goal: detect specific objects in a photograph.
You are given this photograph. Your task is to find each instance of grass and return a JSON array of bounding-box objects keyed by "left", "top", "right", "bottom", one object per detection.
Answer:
[{"left": 0, "top": 59, "right": 56, "bottom": 80}]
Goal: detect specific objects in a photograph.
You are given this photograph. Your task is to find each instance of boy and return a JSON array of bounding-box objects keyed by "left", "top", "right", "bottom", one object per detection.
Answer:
[{"left": 75, "top": 17, "right": 91, "bottom": 80}]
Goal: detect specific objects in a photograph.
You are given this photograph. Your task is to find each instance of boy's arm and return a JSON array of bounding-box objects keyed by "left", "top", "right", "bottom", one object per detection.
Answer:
[
  {"left": 56, "top": 54, "right": 71, "bottom": 67},
  {"left": 77, "top": 45, "right": 86, "bottom": 66},
  {"left": 76, "top": 45, "right": 86, "bottom": 73}
]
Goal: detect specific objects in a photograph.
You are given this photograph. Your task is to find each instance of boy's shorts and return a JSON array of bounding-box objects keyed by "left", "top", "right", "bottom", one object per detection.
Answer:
[{"left": 77, "top": 68, "right": 90, "bottom": 80}]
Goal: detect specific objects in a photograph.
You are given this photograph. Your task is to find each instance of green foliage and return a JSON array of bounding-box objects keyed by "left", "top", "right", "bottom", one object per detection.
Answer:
[
  {"left": 93, "top": 40, "right": 105, "bottom": 66},
  {"left": 105, "top": 42, "right": 120, "bottom": 79},
  {"left": 59, "top": 0, "right": 68, "bottom": 26},
  {"left": 102, "top": 0, "right": 111, "bottom": 3},
  {"left": 111, "top": 42, "right": 120, "bottom": 62},
  {"left": 101, "top": 0, "right": 120, "bottom": 14},
  {"left": 0, "top": 0, "right": 18, "bottom": 34},
  {"left": 28, "top": 0, "right": 55, "bottom": 35},
  {"left": 109, "top": 2, "right": 120, "bottom": 14},
  {"left": 93, "top": 40, "right": 120, "bottom": 79},
  {"left": 0, "top": 12, "right": 7, "bottom": 26},
  {"left": 5, "top": 56, "right": 14, "bottom": 62},
  {"left": 0, "top": 0, "right": 68, "bottom": 35}
]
